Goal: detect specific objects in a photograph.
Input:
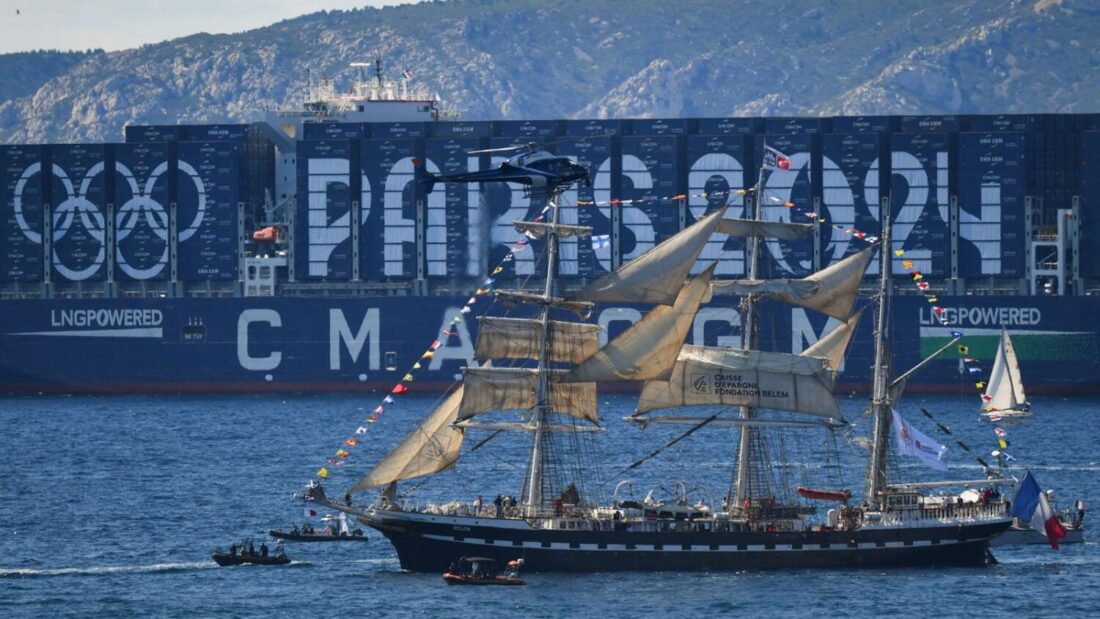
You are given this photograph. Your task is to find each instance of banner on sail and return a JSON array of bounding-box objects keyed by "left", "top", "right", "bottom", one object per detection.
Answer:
[{"left": 636, "top": 345, "right": 840, "bottom": 418}]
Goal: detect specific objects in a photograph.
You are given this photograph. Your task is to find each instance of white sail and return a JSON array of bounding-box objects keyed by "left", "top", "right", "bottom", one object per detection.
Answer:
[
  {"left": 711, "top": 247, "right": 872, "bottom": 320},
  {"left": 717, "top": 218, "right": 814, "bottom": 241},
  {"left": 349, "top": 387, "right": 465, "bottom": 492},
  {"left": 803, "top": 309, "right": 864, "bottom": 385},
  {"left": 983, "top": 327, "right": 1027, "bottom": 411},
  {"left": 636, "top": 345, "right": 841, "bottom": 418},
  {"left": 573, "top": 207, "right": 727, "bottom": 305},
  {"left": 564, "top": 263, "right": 716, "bottom": 383},
  {"left": 476, "top": 317, "right": 600, "bottom": 364},
  {"left": 459, "top": 367, "right": 598, "bottom": 423}
]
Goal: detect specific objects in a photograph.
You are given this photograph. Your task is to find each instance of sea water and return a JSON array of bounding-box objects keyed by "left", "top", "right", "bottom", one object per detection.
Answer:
[{"left": 0, "top": 393, "right": 1096, "bottom": 618}]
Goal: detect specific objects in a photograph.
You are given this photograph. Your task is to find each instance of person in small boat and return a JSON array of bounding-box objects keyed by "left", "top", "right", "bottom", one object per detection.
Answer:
[
  {"left": 275, "top": 541, "right": 286, "bottom": 559},
  {"left": 474, "top": 495, "right": 483, "bottom": 516},
  {"left": 290, "top": 522, "right": 299, "bottom": 534},
  {"left": 229, "top": 543, "right": 237, "bottom": 556},
  {"left": 345, "top": 491, "right": 352, "bottom": 507},
  {"left": 248, "top": 541, "right": 255, "bottom": 556},
  {"left": 260, "top": 542, "right": 269, "bottom": 557}
]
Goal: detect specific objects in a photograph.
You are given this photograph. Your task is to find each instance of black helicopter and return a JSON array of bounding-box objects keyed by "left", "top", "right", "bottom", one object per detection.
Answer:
[{"left": 415, "top": 142, "right": 590, "bottom": 196}]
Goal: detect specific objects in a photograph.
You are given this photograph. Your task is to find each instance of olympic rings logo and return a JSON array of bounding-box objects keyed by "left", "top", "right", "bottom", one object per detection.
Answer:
[{"left": 11, "top": 159, "right": 206, "bottom": 281}]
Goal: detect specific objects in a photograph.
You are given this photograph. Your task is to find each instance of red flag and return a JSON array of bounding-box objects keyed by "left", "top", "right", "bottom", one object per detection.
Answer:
[
  {"left": 932, "top": 306, "right": 945, "bottom": 316},
  {"left": 762, "top": 145, "right": 791, "bottom": 171},
  {"left": 391, "top": 384, "right": 409, "bottom": 395},
  {"left": 346, "top": 437, "right": 359, "bottom": 446}
]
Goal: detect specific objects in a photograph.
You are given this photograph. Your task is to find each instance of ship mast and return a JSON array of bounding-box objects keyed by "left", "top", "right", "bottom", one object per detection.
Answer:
[
  {"left": 733, "top": 149, "right": 768, "bottom": 504},
  {"left": 865, "top": 216, "right": 892, "bottom": 510},
  {"left": 524, "top": 190, "right": 562, "bottom": 516}
]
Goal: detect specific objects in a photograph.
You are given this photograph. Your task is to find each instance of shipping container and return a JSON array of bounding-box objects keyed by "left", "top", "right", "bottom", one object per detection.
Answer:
[
  {"left": 756, "top": 133, "right": 814, "bottom": 277},
  {"left": 957, "top": 132, "right": 1027, "bottom": 277},
  {"left": 900, "top": 116, "right": 959, "bottom": 133},
  {"left": 302, "top": 122, "right": 369, "bottom": 141},
  {"left": 619, "top": 135, "right": 682, "bottom": 267},
  {"left": 555, "top": 135, "right": 615, "bottom": 279},
  {"left": 113, "top": 142, "right": 170, "bottom": 281},
  {"left": 696, "top": 118, "right": 760, "bottom": 135},
  {"left": 631, "top": 118, "right": 695, "bottom": 135},
  {"left": 124, "top": 125, "right": 184, "bottom": 143},
  {"left": 477, "top": 136, "right": 548, "bottom": 279},
  {"left": 829, "top": 116, "right": 897, "bottom": 134},
  {"left": 1080, "top": 131, "right": 1100, "bottom": 277},
  {"left": 0, "top": 145, "right": 44, "bottom": 283},
  {"left": 178, "top": 141, "right": 241, "bottom": 281},
  {"left": 492, "top": 120, "right": 561, "bottom": 139},
  {"left": 821, "top": 133, "right": 886, "bottom": 270},
  {"left": 424, "top": 137, "right": 483, "bottom": 278},
  {"left": 888, "top": 134, "right": 951, "bottom": 277},
  {"left": 183, "top": 124, "right": 249, "bottom": 142},
  {"left": 360, "top": 138, "right": 418, "bottom": 279},
  {"left": 49, "top": 144, "right": 108, "bottom": 282},
  {"left": 966, "top": 114, "right": 1036, "bottom": 133},
  {"left": 686, "top": 134, "right": 752, "bottom": 276},
  {"left": 564, "top": 119, "right": 625, "bottom": 137},
  {"left": 369, "top": 122, "right": 428, "bottom": 139},
  {"left": 432, "top": 121, "right": 492, "bottom": 139},
  {"left": 764, "top": 117, "right": 829, "bottom": 134}
]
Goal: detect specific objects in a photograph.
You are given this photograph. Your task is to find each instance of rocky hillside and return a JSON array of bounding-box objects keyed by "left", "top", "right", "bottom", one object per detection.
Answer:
[{"left": 0, "top": 0, "right": 1096, "bottom": 143}]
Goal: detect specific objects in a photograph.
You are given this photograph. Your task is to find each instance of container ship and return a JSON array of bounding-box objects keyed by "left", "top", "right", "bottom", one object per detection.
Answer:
[{"left": 1, "top": 63, "right": 1098, "bottom": 395}]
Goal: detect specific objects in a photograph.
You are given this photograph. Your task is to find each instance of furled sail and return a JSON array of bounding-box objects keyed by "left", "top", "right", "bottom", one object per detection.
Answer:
[
  {"left": 563, "top": 263, "right": 716, "bottom": 383},
  {"left": 349, "top": 387, "right": 465, "bottom": 492},
  {"left": 572, "top": 206, "right": 727, "bottom": 305},
  {"left": 983, "top": 327, "right": 1027, "bottom": 411},
  {"left": 717, "top": 218, "right": 814, "bottom": 240},
  {"left": 476, "top": 317, "right": 600, "bottom": 364},
  {"left": 459, "top": 368, "right": 598, "bottom": 423},
  {"left": 711, "top": 247, "right": 872, "bottom": 320},
  {"left": 802, "top": 309, "right": 864, "bottom": 385},
  {"left": 513, "top": 221, "right": 592, "bottom": 239},
  {"left": 635, "top": 345, "right": 842, "bottom": 418}
]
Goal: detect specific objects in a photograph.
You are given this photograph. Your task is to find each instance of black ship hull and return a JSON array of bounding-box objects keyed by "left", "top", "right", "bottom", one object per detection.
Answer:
[{"left": 363, "top": 510, "right": 1011, "bottom": 572}]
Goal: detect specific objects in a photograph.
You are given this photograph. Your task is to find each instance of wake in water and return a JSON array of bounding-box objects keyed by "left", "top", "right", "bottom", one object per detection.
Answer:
[{"left": 0, "top": 561, "right": 216, "bottom": 578}]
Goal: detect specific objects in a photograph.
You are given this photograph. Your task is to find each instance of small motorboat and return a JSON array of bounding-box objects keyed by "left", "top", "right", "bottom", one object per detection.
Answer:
[
  {"left": 213, "top": 540, "right": 290, "bottom": 566},
  {"left": 271, "top": 512, "right": 367, "bottom": 542},
  {"left": 269, "top": 529, "right": 367, "bottom": 542},
  {"left": 443, "top": 557, "right": 526, "bottom": 586}
]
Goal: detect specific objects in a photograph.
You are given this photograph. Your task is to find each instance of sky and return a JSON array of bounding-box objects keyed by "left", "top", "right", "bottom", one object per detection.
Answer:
[{"left": 0, "top": 0, "right": 419, "bottom": 54}]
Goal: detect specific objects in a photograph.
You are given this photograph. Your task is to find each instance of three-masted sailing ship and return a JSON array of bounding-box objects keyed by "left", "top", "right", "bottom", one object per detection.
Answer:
[
  {"left": 981, "top": 326, "right": 1031, "bottom": 417},
  {"left": 316, "top": 149, "right": 1012, "bottom": 571}
]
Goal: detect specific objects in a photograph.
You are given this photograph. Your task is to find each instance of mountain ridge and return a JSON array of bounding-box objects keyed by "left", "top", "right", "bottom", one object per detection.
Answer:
[{"left": 1, "top": 0, "right": 1097, "bottom": 143}]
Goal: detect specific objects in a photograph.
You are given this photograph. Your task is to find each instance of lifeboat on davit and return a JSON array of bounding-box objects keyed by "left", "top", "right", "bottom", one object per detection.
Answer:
[{"left": 796, "top": 487, "right": 852, "bottom": 502}]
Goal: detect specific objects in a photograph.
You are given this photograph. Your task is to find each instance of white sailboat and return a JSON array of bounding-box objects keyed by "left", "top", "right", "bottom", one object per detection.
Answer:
[{"left": 981, "top": 326, "right": 1031, "bottom": 418}]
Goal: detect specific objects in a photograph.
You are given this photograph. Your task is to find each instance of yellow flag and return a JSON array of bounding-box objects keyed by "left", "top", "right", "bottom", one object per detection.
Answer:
[
  {"left": 492, "top": 266, "right": 503, "bottom": 275},
  {"left": 912, "top": 273, "right": 923, "bottom": 281},
  {"left": 476, "top": 289, "right": 487, "bottom": 295},
  {"left": 894, "top": 249, "right": 905, "bottom": 256},
  {"left": 958, "top": 345, "right": 969, "bottom": 355},
  {"left": 927, "top": 296, "right": 938, "bottom": 303},
  {"left": 998, "top": 439, "right": 1008, "bottom": 449},
  {"left": 976, "top": 381, "right": 985, "bottom": 389},
  {"left": 403, "top": 373, "right": 414, "bottom": 382},
  {"left": 413, "top": 362, "right": 422, "bottom": 369},
  {"left": 317, "top": 467, "right": 329, "bottom": 479},
  {"left": 902, "top": 260, "right": 913, "bottom": 269}
]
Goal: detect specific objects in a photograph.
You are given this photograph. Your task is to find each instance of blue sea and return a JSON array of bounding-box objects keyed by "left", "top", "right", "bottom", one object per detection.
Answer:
[{"left": 1, "top": 393, "right": 1096, "bottom": 618}]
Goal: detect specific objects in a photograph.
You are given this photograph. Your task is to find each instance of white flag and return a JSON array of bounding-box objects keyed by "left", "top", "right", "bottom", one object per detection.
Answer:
[{"left": 891, "top": 409, "right": 948, "bottom": 471}]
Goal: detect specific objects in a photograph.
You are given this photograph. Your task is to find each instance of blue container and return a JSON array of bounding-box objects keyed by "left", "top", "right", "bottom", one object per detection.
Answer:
[
  {"left": 432, "top": 121, "right": 492, "bottom": 139},
  {"left": 302, "top": 122, "right": 368, "bottom": 141},
  {"left": 359, "top": 138, "right": 418, "bottom": 280},
  {"left": 113, "top": 142, "right": 170, "bottom": 281},
  {"left": 124, "top": 125, "right": 184, "bottom": 143},
  {"left": 493, "top": 120, "right": 561, "bottom": 139},
  {"left": 0, "top": 145, "right": 45, "bottom": 282},
  {"left": 900, "top": 116, "right": 959, "bottom": 133},
  {"left": 754, "top": 133, "right": 814, "bottom": 277},
  {"left": 957, "top": 132, "right": 1027, "bottom": 277},
  {"left": 49, "top": 144, "right": 109, "bottom": 282},
  {"left": 696, "top": 118, "right": 760, "bottom": 135},
  {"left": 182, "top": 124, "right": 249, "bottom": 142},
  {"left": 177, "top": 141, "right": 241, "bottom": 281},
  {"left": 685, "top": 134, "right": 752, "bottom": 277},
  {"left": 294, "top": 140, "right": 355, "bottom": 281},
  {"left": 888, "top": 133, "right": 951, "bottom": 277},
  {"left": 821, "top": 133, "right": 887, "bottom": 268},
  {"left": 829, "top": 116, "right": 897, "bottom": 134},
  {"left": 764, "top": 117, "right": 829, "bottom": 134},
  {"left": 424, "top": 137, "right": 483, "bottom": 278}
]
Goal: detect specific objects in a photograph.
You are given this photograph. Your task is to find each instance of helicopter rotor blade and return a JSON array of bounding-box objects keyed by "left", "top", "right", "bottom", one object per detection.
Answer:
[{"left": 467, "top": 144, "right": 530, "bottom": 155}]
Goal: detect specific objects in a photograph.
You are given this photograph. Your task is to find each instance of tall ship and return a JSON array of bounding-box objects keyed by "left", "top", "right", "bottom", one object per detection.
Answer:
[
  {"left": 1, "top": 63, "right": 1099, "bottom": 394},
  {"left": 314, "top": 154, "right": 1012, "bottom": 571}
]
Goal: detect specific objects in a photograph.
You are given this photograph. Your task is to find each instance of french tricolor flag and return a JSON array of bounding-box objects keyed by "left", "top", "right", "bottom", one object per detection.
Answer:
[{"left": 1011, "top": 471, "right": 1067, "bottom": 549}]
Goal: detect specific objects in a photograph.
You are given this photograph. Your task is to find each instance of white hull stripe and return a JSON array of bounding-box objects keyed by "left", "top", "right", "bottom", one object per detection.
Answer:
[{"left": 420, "top": 534, "right": 967, "bottom": 551}]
